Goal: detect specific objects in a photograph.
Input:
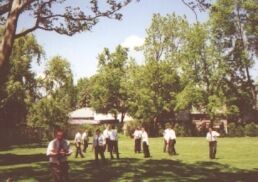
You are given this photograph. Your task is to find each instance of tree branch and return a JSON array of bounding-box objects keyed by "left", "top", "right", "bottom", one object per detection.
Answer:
[
  {"left": 0, "top": 1, "right": 11, "bottom": 16},
  {"left": 181, "top": 0, "right": 199, "bottom": 23}
]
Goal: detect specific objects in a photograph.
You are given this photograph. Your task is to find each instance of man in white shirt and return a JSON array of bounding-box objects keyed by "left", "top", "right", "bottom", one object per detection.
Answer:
[
  {"left": 74, "top": 131, "right": 84, "bottom": 158},
  {"left": 93, "top": 129, "right": 106, "bottom": 163},
  {"left": 164, "top": 123, "right": 177, "bottom": 155},
  {"left": 46, "top": 129, "right": 72, "bottom": 182},
  {"left": 133, "top": 127, "right": 142, "bottom": 153},
  {"left": 206, "top": 127, "right": 220, "bottom": 159},
  {"left": 141, "top": 127, "right": 150, "bottom": 158},
  {"left": 103, "top": 125, "right": 111, "bottom": 152},
  {"left": 163, "top": 123, "right": 170, "bottom": 153},
  {"left": 82, "top": 130, "right": 89, "bottom": 153},
  {"left": 108, "top": 125, "right": 119, "bottom": 159}
]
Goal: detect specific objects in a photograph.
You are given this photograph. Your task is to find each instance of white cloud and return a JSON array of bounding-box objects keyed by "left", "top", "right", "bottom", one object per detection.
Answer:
[{"left": 121, "top": 35, "right": 144, "bottom": 50}]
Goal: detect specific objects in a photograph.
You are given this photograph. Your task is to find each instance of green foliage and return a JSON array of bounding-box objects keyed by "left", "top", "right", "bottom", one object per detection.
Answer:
[
  {"left": 244, "top": 123, "right": 258, "bottom": 137},
  {"left": 90, "top": 45, "right": 130, "bottom": 122},
  {"left": 75, "top": 78, "right": 92, "bottom": 108},
  {"left": 27, "top": 56, "right": 75, "bottom": 139},
  {"left": 227, "top": 123, "right": 245, "bottom": 137},
  {"left": 124, "top": 120, "right": 143, "bottom": 137},
  {"left": 210, "top": 0, "right": 258, "bottom": 119},
  {"left": 0, "top": 34, "right": 44, "bottom": 128}
]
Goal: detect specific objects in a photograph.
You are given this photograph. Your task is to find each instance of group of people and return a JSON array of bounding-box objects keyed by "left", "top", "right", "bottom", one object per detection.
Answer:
[{"left": 46, "top": 124, "right": 220, "bottom": 182}]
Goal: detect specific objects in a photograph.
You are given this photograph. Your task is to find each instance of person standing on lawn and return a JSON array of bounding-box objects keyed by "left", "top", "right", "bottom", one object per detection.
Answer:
[
  {"left": 93, "top": 129, "right": 106, "bottom": 164},
  {"left": 103, "top": 125, "right": 111, "bottom": 152},
  {"left": 109, "top": 125, "right": 119, "bottom": 159},
  {"left": 169, "top": 124, "right": 177, "bottom": 155},
  {"left": 141, "top": 127, "right": 151, "bottom": 158},
  {"left": 82, "top": 130, "right": 89, "bottom": 153},
  {"left": 47, "top": 129, "right": 72, "bottom": 182},
  {"left": 74, "top": 131, "right": 84, "bottom": 158},
  {"left": 206, "top": 127, "right": 220, "bottom": 159},
  {"left": 133, "top": 127, "right": 142, "bottom": 153},
  {"left": 163, "top": 123, "right": 171, "bottom": 153}
]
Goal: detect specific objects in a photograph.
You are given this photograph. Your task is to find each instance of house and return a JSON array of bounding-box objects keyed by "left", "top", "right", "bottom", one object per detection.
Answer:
[{"left": 67, "top": 107, "right": 133, "bottom": 138}]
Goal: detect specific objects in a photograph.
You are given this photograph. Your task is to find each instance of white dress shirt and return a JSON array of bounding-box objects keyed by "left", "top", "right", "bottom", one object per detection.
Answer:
[
  {"left": 109, "top": 129, "right": 118, "bottom": 141},
  {"left": 103, "top": 129, "right": 109, "bottom": 139},
  {"left": 74, "top": 132, "right": 82, "bottom": 143},
  {"left": 82, "top": 132, "right": 88, "bottom": 142},
  {"left": 133, "top": 130, "right": 142, "bottom": 139},
  {"left": 93, "top": 134, "right": 105, "bottom": 147},
  {"left": 164, "top": 129, "right": 176, "bottom": 142},
  {"left": 141, "top": 131, "right": 149, "bottom": 145},
  {"left": 206, "top": 131, "right": 220, "bottom": 142},
  {"left": 46, "top": 139, "right": 72, "bottom": 164}
]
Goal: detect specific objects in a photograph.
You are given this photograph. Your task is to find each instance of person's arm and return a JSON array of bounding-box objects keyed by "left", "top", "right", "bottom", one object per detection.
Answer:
[
  {"left": 215, "top": 131, "right": 220, "bottom": 137},
  {"left": 46, "top": 142, "right": 58, "bottom": 157},
  {"left": 206, "top": 133, "right": 210, "bottom": 141}
]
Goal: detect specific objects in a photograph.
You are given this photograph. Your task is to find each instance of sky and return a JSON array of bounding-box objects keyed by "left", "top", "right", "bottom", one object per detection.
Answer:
[{"left": 17, "top": 0, "right": 257, "bottom": 82}]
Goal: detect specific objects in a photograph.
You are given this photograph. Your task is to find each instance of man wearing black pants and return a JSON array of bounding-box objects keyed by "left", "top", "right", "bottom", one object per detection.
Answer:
[
  {"left": 109, "top": 125, "right": 119, "bottom": 159},
  {"left": 74, "top": 132, "right": 84, "bottom": 158},
  {"left": 206, "top": 127, "right": 220, "bottom": 159},
  {"left": 93, "top": 129, "right": 105, "bottom": 163},
  {"left": 141, "top": 127, "right": 150, "bottom": 158},
  {"left": 133, "top": 127, "right": 142, "bottom": 153}
]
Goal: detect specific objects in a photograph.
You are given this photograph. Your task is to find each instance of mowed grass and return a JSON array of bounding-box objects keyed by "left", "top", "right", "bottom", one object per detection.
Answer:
[{"left": 0, "top": 136, "right": 258, "bottom": 181}]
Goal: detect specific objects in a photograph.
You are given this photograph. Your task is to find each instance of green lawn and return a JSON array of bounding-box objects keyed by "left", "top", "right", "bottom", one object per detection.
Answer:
[{"left": 0, "top": 136, "right": 258, "bottom": 181}]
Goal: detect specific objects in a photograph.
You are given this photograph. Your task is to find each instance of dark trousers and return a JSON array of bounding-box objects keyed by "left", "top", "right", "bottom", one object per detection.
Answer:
[
  {"left": 104, "top": 138, "right": 111, "bottom": 152},
  {"left": 110, "top": 140, "right": 119, "bottom": 159},
  {"left": 209, "top": 141, "right": 217, "bottom": 159},
  {"left": 163, "top": 139, "right": 167, "bottom": 153},
  {"left": 142, "top": 142, "right": 150, "bottom": 158},
  {"left": 135, "top": 138, "right": 141, "bottom": 153},
  {"left": 168, "top": 139, "right": 177, "bottom": 155},
  {"left": 95, "top": 146, "right": 105, "bottom": 162},
  {"left": 50, "top": 162, "right": 69, "bottom": 182},
  {"left": 83, "top": 140, "right": 88, "bottom": 152},
  {"left": 75, "top": 142, "right": 84, "bottom": 158}
]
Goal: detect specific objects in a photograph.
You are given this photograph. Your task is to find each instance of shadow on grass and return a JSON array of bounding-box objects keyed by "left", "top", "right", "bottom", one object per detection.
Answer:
[
  {"left": 1, "top": 158, "right": 258, "bottom": 181},
  {"left": 0, "top": 143, "right": 47, "bottom": 151},
  {"left": 0, "top": 153, "right": 47, "bottom": 166}
]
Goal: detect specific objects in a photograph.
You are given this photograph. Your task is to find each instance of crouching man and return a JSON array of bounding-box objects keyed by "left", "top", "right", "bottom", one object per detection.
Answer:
[{"left": 46, "top": 129, "right": 72, "bottom": 182}]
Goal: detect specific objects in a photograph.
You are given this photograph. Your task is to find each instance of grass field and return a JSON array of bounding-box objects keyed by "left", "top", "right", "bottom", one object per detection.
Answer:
[{"left": 0, "top": 136, "right": 258, "bottom": 182}]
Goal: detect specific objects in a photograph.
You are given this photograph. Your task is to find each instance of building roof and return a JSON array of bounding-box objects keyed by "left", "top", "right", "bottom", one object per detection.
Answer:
[
  {"left": 68, "top": 107, "right": 133, "bottom": 125},
  {"left": 69, "top": 107, "right": 95, "bottom": 119}
]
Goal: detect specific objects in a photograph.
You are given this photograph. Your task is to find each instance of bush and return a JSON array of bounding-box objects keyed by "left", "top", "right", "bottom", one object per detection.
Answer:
[
  {"left": 174, "top": 123, "right": 198, "bottom": 137},
  {"left": 123, "top": 120, "right": 143, "bottom": 137},
  {"left": 244, "top": 122, "right": 258, "bottom": 137},
  {"left": 227, "top": 123, "right": 245, "bottom": 137}
]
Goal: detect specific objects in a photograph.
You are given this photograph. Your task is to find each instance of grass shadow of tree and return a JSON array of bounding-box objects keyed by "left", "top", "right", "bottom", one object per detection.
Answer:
[{"left": 1, "top": 158, "right": 258, "bottom": 181}]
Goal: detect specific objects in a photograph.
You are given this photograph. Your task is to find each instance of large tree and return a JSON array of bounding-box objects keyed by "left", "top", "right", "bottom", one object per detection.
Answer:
[
  {"left": 28, "top": 56, "right": 75, "bottom": 138},
  {"left": 0, "top": 0, "right": 134, "bottom": 70},
  {"left": 90, "top": 45, "right": 130, "bottom": 123},
  {"left": 210, "top": 0, "right": 258, "bottom": 121},
  {"left": 0, "top": 33, "right": 43, "bottom": 128}
]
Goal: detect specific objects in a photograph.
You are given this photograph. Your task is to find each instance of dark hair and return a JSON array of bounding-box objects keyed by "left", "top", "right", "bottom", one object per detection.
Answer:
[
  {"left": 55, "top": 128, "right": 64, "bottom": 134},
  {"left": 96, "top": 129, "right": 100, "bottom": 132}
]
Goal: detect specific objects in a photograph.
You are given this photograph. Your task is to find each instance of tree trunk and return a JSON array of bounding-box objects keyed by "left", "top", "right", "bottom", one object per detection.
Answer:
[
  {"left": 120, "top": 112, "right": 125, "bottom": 123},
  {"left": 0, "top": 0, "right": 20, "bottom": 70}
]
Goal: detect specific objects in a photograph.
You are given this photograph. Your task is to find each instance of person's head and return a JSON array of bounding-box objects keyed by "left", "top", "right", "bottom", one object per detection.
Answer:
[
  {"left": 165, "top": 122, "right": 171, "bottom": 129},
  {"left": 111, "top": 124, "right": 115, "bottom": 130},
  {"left": 55, "top": 129, "right": 64, "bottom": 141},
  {"left": 208, "top": 127, "right": 213, "bottom": 132},
  {"left": 96, "top": 129, "right": 100, "bottom": 136},
  {"left": 141, "top": 127, "right": 145, "bottom": 132}
]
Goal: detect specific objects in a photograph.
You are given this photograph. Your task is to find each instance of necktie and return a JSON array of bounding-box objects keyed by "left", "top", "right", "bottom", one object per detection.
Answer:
[{"left": 97, "top": 137, "right": 99, "bottom": 146}]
